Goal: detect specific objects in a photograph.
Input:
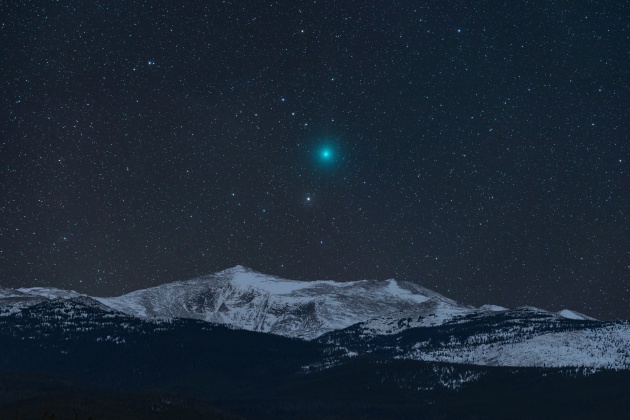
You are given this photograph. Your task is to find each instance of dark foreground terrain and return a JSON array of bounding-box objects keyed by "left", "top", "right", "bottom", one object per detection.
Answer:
[
  {"left": 2, "top": 364, "right": 630, "bottom": 420},
  {"left": 1, "top": 298, "right": 629, "bottom": 419}
]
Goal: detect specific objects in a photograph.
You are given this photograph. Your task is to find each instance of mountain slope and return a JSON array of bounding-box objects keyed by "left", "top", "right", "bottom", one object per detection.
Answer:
[
  {"left": 0, "top": 297, "right": 326, "bottom": 398},
  {"left": 318, "top": 308, "right": 630, "bottom": 370}
]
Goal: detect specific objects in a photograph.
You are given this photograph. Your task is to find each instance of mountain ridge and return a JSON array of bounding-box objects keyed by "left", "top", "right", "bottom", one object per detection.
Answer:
[
  {"left": 2, "top": 267, "right": 630, "bottom": 377},
  {"left": 9, "top": 265, "right": 600, "bottom": 339}
]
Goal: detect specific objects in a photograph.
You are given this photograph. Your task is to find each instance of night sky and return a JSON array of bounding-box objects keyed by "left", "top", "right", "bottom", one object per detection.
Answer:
[{"left": 1, "top": 1, "right": 628, "bottom": 319}]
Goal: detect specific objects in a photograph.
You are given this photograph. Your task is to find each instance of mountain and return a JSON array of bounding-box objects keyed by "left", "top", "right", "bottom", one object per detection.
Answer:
[
  {"left": 0, "top": 291, "right": 629, "bottom": 418},
  {"left": 3, "top": 267, "right": 630, "bottom": 417},
  {"left": 15, "top": 267, "right": 599, "bottom": 341},
  {"left": 0, "top": 287, "right": 48, "bottom": 316},
  {"left": 0, "top": 296, "right": 331, "bottom": 414},
  {"left": 0, "top": 285, "right": 94, "bottom": 319},
  {"left": 87, "top": 265, "right": 473, "bottom": 340},
  {"left": 9, "top": 266, "right": 630, "bottom": 371},
  {"left": 318, "top": 307, "right": 630, "bottom": 370}
]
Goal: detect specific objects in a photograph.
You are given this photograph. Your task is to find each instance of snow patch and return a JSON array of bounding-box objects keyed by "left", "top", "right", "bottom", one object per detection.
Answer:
[
  {"left": 385, "top": 279, "right": 429, "bottom": 303},
  {"left": 558, "top": 309, "right": 597, "bottom": 321},
  {"left": 17, "top": 287, "right": 84, "bottom": 300},
  {"left": 230, "top": 270, "right": 360, "bottom": 295},
  {"left": 479, "top": 304, "right": 507, "bottom": 312}
]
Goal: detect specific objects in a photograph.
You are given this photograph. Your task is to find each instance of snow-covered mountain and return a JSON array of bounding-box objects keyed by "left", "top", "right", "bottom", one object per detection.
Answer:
[
  {"left": 2, "top": 267, "right": 629, "bottom": 417},
  {"left": 318, "top": 307, "right": 630, "bottom": 370},
  {"left": 90, "top": 265, "right": 470, "bottom": 340},
  {"left": 6, "top": 266, "right": 601, "bottom": 340},
  {"left": 2, "top": 266, "right": 630, "bottom": 372},
  {"left": 0, "top": 291, "right": 628, "bottom": 417}
]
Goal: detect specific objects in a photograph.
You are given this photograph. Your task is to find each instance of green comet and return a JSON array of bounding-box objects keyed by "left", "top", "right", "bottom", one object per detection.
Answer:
[{"left": 319, "top": 147, "right": 333, "bottom": 162}]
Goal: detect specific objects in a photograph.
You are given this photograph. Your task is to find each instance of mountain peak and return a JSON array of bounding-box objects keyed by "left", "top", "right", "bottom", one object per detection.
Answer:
[
  {"left": 225, "top": 264, "right": 250, "bottom": 273},
  {"left": 217, "top": 265, "right": 263, "bottom": 277}
]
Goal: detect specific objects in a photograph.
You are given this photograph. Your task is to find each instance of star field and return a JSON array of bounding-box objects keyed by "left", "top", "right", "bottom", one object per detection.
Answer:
[{"left": 1, "top": 1, "right": 628, "bottom": 319}]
